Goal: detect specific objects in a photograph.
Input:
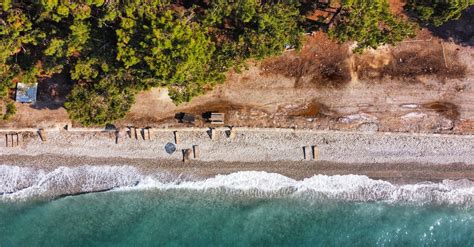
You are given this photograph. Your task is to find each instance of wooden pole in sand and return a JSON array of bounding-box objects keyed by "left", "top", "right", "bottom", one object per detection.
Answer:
[
  {"left": 311, "top": 145, "right": 319, "bottom": 160},
  {"left": 174, "top": 131, "right": 180, "bottom": 144},
  {"left": 143, "top": 128, "right": 151, "bottom": 140},
  {"left": 210, "top": 128, "right": 217, "bottom": 141},
  {"left": 133, "top": 127, "right": 138, "bottom": 139},
  {"left": 17, "top": 133, "right": 22, "bottom": 146},
  {"left": 303, "top": 146, "right": 311, "bottom": 161},
  {"left": 38, "top": 128, "right": 47, "bottom": 142},
  {"left": 228, "top": 128, "right": 237, "bottom": 140},
  {"left": 13, "top": 133, "right": 18, "bottom": 147},
  {"left": 182, "top": 149, "right": 192, "bottom": 162},
  {"left": 193, "top": 145, "right": 200, "bottom": 159},
  {"left": 115, "top": 130, "right": 122, "bottom": 144},
  {"left": 148, "top": 128, "right": 154, "bottom": 140}
]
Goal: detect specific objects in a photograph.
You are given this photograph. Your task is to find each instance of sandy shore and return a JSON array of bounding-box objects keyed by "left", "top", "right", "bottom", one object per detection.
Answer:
[
  {"left": 1, "top": 128, "right": 473, "bottom": 183},
  {"left": 1, "top": 154, "right": 474, "bottom": 184}
]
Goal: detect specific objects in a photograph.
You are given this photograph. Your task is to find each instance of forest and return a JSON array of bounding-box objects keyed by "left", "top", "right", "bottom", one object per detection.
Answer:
[{"left": 1, "top": 0, "right": 472, "bottom": 125}]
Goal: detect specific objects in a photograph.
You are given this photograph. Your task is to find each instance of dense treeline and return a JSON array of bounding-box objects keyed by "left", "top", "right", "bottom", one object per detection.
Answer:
[
  {"left": 0, "top": 0, "right": 303, "bottom": 125},
  {"left": 0, "top": 0, "right": 472, "bottom": 125}
]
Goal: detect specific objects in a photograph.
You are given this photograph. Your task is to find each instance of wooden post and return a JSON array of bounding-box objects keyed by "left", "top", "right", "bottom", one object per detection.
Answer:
[
  {"left": 148, "top": 128, "right": 154, "bottom": 140},
  {"left": 182, "top": 149, "right": 192, "bottom": 162},
  {"left": 174, "top": 131, "right": 180, "bottom": 144},
  {"left": 5, "top": 134, "right": 9, "bottom": 147},
  {"left": 303, "top": 146, "right": 311, "bottom": 161},
  {"left": 311, "top": 145, "right": 319, "bottom": 160},
  {"left": 228, "top": 128, "right": 237, "bottom": 140},
  {"left": 13, "top": 134, "right": 18, "bottom": 147},
  {"left": 133, "top": 127, "right": 138, "bottom": 139},
  {"left": 193, "top": 145, "right": 200, "bottom": 159},
  {"left": 142, "top": 128, "right": 150, "bottom": 140},
  {"left": 115, "top": 130, "right": 122, "bottom": 144},
  {"left": 211, "top": 128, "right": 217, "bottom": 141},
  {"left": 17, "top": 133, "right": 22, "bottom": 146},
  {"left": 38, "top": 129, "right": 47, "bottom": 142}
]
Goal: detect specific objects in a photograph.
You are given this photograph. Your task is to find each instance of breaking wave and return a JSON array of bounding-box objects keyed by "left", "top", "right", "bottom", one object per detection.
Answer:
[{"left": 1, "top": 165, "right": 474, "bottom": 205}]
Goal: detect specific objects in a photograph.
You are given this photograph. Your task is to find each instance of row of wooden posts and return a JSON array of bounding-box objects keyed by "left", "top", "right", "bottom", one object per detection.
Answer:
[
  {"left": 173, "top": 128, "right": 237, "bottom": 145},
  {"left": 5, "top": 133, "right": 21, "bottom": 147},
  {"left": 5, "top": 128, "right": 320, "bottom": 162},
  {"left": 4, "top": 128, "right": 47, "bottom": 147},
  {"left": 115, "top": 127, "right": 237, "bottom": 144}
]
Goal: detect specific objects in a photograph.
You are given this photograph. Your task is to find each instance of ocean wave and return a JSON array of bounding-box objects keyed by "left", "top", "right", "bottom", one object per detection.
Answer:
[
  {"left": 0, "top": 165, "right": 140, "bottom": 200},
  {"left": 1, "top": 165, "right": 474, "bottom": 205}
]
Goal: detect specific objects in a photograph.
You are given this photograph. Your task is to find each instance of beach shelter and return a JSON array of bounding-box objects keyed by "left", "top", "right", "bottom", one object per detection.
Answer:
[{"left": 15, "top": 82, "right": 38, "bottom": 103}]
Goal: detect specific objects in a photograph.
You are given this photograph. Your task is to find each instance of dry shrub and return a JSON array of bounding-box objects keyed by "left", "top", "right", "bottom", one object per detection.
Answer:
[
  {"left": 357, "top": 47, "right": 466, "bottom": 82},
  {"left": 261, "top": 32, "right": 351, "bottom": 89}
]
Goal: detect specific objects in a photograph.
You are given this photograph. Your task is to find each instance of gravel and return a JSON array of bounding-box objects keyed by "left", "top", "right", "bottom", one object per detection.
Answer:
[{"left": 1, "top": 128, "right": 473, "bottom": 165}]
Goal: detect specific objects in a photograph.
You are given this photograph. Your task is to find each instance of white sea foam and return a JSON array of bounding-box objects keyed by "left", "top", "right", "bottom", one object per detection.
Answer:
[
  {"left": 1, "top": 165, "right": 474, "bottom": 205},
  {"left": 0, "top": 165, "right": 140, "bottom": 200}
]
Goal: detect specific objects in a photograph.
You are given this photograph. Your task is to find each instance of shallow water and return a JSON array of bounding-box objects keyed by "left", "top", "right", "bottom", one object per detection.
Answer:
[{"left": 1, "top": 189, "right": 474, "bottom": 246}]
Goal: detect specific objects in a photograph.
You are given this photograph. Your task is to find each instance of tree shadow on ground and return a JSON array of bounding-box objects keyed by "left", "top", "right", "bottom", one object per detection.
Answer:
[
  {"left": 30, "top": 73, "right": 73, "bottom": 110},
  {"left": 411, "top": 6, "right": 474, "bottom": 47}
]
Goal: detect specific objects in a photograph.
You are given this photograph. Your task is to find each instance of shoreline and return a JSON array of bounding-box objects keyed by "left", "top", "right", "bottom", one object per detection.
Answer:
[
  {"left": 2, "top": 158, "right": 474, "bottom": 204},
  {"left": 2, "top": 154, "right": 474, "bottom": 184},
  {"left": 1, "top": 128, "right": 473, "bottom": 199}
]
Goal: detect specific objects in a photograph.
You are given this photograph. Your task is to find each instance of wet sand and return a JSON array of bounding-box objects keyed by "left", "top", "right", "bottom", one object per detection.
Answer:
[{"left": 2, "top": 154, "right": 474, "bottom": 184}]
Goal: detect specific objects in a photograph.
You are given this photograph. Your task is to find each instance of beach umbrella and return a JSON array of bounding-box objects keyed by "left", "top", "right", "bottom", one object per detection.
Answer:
[{"left": 165, "top": 142, "right": 176, "bottom": 154}]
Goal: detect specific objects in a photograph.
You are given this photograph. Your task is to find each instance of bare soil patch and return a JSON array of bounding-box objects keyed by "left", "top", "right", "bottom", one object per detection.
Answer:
[
  {"left": 388, "top": 0, "right": 406, "bottom": 16},
  {"left": 356, "top": 42, "right": 467, "bottom": 82},
  {"left": 287, "top": 101, "right": 333, "bottom": 118},
  {"left": 261, "top": 32, "right": 351, "bottom": 88}
]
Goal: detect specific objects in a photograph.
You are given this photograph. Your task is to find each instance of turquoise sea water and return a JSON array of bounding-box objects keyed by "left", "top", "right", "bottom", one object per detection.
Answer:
[{"left": 1, "top": 189, "right": 473, "bottom": 246}]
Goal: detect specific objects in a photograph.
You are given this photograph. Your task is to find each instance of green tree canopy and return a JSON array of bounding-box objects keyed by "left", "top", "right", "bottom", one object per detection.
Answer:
[
  {"left": 116, "top": 4, "right": 219, "bottom": 103},
  {"left": 329, "top": 0, "right": 415, "bottom": 52},
  {"left": 405, "top": 0, "right": 474, "bottom": 26},
  {"left": 203, "top": 0, "right": 304, "bottom": 67},
  {"left": 64, "top": 73, "right": 135, "bottom": 126}
]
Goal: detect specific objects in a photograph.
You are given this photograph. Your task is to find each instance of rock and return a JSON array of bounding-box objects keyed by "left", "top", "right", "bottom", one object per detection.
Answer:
[
  {"left": 357, "top": 122, "right": 379, "bottom": 132},
  {"left": 338, "top": 113, "right": 377, "bottom": 124}
]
